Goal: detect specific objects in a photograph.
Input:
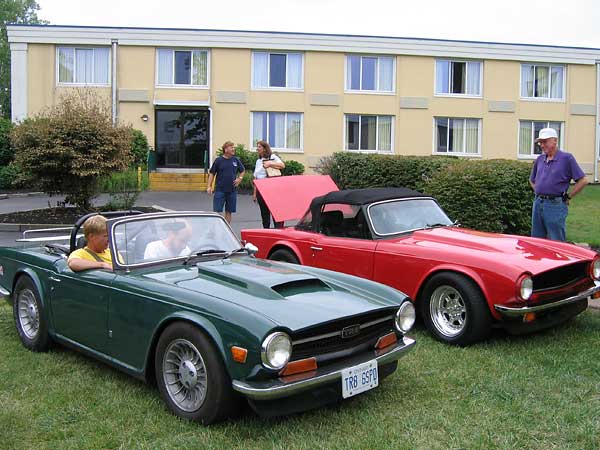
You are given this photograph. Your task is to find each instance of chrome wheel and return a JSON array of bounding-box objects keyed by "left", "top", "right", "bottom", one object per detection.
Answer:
[
  {"left": 17, "top": 288, "right": 40, "bottom": 340},
  {"left": 162, "top": 338, "right": 208, "bottom": 412},
  {"left": 429, "top": 285, "right": 466, "bottom": 337}
]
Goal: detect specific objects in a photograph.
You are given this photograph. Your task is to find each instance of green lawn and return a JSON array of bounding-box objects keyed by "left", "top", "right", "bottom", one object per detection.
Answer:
[
  {"left": 1, "top": 301, "right": 599, "bottom": 450},
  {"left": 567, "top": 183, "right": 600, "bottom": 247}
]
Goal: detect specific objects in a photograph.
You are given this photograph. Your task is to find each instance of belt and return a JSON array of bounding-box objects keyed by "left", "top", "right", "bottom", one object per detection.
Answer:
[{"left": 536, "top": 194, "right": 561, "bottom": 200}]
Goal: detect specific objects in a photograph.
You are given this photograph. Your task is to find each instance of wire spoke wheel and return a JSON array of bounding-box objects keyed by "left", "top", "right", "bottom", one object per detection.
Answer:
[
  {"left": 162, "top": 338, "right": 208, "bottom": 412},
  {"left": 17, "top": 288, "right": 40, "bottom": 340}
]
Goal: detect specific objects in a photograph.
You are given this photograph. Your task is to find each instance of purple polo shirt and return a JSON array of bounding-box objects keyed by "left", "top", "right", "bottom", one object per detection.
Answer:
[{"left": 530, "top": 150, "right": 585, "bottom": 196}]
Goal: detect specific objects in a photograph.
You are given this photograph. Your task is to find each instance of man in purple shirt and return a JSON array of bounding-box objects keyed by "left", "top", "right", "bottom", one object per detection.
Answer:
[{"left": 529, "top": 128, "right": 588, "bottom": 241}]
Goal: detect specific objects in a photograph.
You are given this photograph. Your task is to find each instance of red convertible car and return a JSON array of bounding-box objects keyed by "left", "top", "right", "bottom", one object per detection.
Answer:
[{"left": 241, "top": 176, "right": 600, "bottom": 345}]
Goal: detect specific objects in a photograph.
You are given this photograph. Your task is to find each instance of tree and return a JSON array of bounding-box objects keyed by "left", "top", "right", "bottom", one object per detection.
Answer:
[
  {"left": 11, "top": 91, "right": 134, "bottom": 209},
  {"left": 0, "top": 0, "right": 47, "bottom": 118}
]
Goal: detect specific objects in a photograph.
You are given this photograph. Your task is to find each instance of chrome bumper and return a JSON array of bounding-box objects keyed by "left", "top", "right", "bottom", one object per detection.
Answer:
[
  {"left": 494, "top": 283, "right": 600, "bottom": 317},
  {"left": 232, "top": 336, "right": 416, "bottom": 401}
]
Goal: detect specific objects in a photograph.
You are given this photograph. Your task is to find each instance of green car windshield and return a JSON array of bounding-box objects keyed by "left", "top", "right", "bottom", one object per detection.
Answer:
[{"left": 112, "top": 214, "right": 241, "bottom": 266}]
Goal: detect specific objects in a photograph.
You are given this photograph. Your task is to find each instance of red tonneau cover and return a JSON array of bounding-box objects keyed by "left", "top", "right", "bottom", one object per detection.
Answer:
[{"left": 254, "top": 175, "right": 339, "bottom": 222}]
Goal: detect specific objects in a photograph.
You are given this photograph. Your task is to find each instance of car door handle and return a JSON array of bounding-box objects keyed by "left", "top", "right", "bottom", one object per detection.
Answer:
[
  {"left": 310, "top": 246, "right": 323, "bottom": 251},
  {"left": 49, "top": 276, "right": 61, "bottom": 282}
]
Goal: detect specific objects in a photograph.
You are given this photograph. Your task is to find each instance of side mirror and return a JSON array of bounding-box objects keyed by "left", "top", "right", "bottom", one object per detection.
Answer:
[{"left": 244, "top": 242, "right": 259, "bottom": 256}]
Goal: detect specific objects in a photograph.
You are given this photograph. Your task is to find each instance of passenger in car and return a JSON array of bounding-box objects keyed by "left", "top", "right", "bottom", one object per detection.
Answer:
[
  {"left": 144, "top": 220, "right": 193, "bottom": 260},
  {"left": 67, "top": 215, "right": 113, "bottom": 271}
]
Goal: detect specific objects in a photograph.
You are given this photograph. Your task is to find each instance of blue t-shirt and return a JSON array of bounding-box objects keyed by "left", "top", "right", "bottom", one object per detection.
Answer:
[
  {"left": 530, "top": 150, "right": 585, "bottom": 196},
  {"left": 209, "top": 156, "right": 245, "bottom": 193}
]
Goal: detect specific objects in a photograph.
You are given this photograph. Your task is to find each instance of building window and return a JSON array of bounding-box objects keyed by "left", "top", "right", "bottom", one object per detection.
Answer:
[
  {"left": 57, "top": 47, "right": 110, "bottom": 85},
  {"left": 435, "top": 60, "right": 481, "bottom": 96},
  {"left": 521, "top": 64, "right": 564, "bottom": 100},
  {"left": 345, "top": 115, "right": 393, "bottom": 152},
  {"left": 435, "top": 117, "right": 480, "bottom": 155},
  {"left": 252, "top": 52, "right": 303, "bottom": 89},
  {"left": 518, "top": 121, "right": 563, "bottom": 157},
  {"left": 252, "top": 112, "right": 303, "bottom": 151},
  {"left": 157, "top": 49, "right": 208, "bottom": 86},
  {"left": 345, "top": 55, "right": 394, "bottom": 92}
]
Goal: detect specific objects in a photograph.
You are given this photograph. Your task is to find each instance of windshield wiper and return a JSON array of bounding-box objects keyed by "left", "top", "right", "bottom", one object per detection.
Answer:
[
  {"left": 183, "top": 247, "right": 247, "bottom": 265},
  {"left": 423, "top": 222, "right": 451, "bottom": 230}
]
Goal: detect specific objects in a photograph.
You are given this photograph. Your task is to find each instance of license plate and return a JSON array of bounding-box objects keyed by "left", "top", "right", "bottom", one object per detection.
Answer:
[{"left": 341, "top": 359, "right": 378, "bottom": 399}]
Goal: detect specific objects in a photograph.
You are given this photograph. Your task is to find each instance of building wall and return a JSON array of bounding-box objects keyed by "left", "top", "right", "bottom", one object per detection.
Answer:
[{"left": 14, "top": 32, "right": 599, "bottom": 176}]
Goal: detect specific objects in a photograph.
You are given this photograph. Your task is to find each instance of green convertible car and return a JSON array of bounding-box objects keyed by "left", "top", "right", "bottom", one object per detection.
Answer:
[{"left": 0, "top": 211, "right": 416, "bottom": 424}]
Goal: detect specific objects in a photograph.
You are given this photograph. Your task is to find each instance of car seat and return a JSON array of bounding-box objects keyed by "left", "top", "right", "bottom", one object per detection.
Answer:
[{"left": 320, "top": 210, "right": 345, "bottom": 237}]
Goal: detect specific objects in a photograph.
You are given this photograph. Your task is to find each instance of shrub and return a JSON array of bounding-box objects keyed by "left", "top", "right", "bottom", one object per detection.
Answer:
[
  {"left": 282, "top": 159, "right": 304, "bottom": 176},
  {"left": 130, "top": 129, "right": 149, "bottom": 167},
  {"left": 11, "top": 91, "right": 133, "bottom": 210},
  {"left": 424, "top": 159, "right": 533, "bottom": 235},
  {"left": 0, "top": 118, "right": 13, "bottom": 166},
  {"left": 315, "top": 152, "right": 458, "bottom": 191},
  {"left": 99, "top": 168, "right": 149, "bottom": 210},
  {"left": 0, "top": 163, "right": 20, "bottom": 189}
]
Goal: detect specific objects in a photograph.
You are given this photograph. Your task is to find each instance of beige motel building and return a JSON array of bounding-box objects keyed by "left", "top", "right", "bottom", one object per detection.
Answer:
[{"left": 7, "top": 24, "right": 600, "bottom": 190}]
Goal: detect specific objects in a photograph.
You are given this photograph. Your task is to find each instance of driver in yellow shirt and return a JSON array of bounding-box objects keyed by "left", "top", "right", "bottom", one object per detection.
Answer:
[{"left": 67, "top": 215, "right": 112, "bottom": 271}]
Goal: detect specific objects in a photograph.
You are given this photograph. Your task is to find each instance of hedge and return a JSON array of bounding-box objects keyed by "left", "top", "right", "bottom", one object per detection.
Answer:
[{"left": 316, "top": 153, "right": 534, "bottom": 235}]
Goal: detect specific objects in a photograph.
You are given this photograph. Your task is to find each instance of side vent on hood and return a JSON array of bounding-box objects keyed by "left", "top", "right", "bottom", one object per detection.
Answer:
[{"left": 271, "top": 279, "right": 332, "bottom": 297}]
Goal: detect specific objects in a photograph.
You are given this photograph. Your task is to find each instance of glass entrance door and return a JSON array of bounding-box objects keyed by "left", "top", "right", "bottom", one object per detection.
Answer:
[{"left": 155, "top": 109, "right": 209, "bottom": 168}]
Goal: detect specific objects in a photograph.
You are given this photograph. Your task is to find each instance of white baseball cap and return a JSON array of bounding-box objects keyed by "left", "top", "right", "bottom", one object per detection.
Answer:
[{"left": 535, "top": 128, "right": 558, "bottom": 142}]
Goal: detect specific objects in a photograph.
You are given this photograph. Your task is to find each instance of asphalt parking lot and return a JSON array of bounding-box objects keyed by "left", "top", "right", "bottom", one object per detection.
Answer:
[{"left": 0, "top": 191, "right": 263, "bottom": 247}]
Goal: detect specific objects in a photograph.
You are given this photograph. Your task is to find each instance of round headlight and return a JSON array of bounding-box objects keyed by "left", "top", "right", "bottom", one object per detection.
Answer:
[
  {"left": 592, "top": 258, "right": 600, "bottom": 280},
  {"left": 261, "top": 332, "right": 292, "bottom": 370},
  {"left": 395, "top": 301, "right": 416, "bottom": 333},
  {"left": 519, "top": 275, "right": 533, "bottom": 300}
]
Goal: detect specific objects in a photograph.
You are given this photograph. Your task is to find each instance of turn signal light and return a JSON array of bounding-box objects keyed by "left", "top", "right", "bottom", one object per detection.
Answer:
[
  {"left": 593, "top": 291, "right": 600, "bottom": 299},
  {"left": 523, "top": 312, "right": 536, "bottom": 323},
  {"left": 375, "top": 332, "right": 398, "bottom": 349},
  {"left": 231, "top": 346, "right": 248, "bottom": 363},
  {"left": 279, "top": 357, "right": 317, "bottom": 376}
]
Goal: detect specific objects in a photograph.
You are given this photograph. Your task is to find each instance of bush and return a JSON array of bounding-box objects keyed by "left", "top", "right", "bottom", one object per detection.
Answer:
[
  {"left": 315, "top": 152, "right": 458, "bottom": 191},
  {"left": 423, "top": 159, "right": 534, "bottom": 235},
  {"left": 130, "top": 129, "right": 149, "bottom": 167},
  {"left": 0, "top": 163, "right": 21, "bottom": 189},
  {"left": 99, "top": 169, "right": 149, "bottom": 210},
  {"left": 282, "top": 159, "right": 304, "bottom": 176},
  {"left": 0, "top": 118, "right": 13, "bottom": 166},
  {"left": 11, "top": 91, "right": 133, "bottom": 210}
]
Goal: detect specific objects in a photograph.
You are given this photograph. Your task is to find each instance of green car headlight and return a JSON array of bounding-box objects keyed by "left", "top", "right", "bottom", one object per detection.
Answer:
[
  {"left": 261, "top": 332, "right": 292, "bottom": 370},
  {"left": 395, "top": 301, "right": 416, "bottom": 333}
]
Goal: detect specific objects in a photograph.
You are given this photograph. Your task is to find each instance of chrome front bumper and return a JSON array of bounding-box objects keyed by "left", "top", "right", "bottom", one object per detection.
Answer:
[
  {"left": 494, "top": 282, "right": 600, "bottom": 317},
  {"left": 232, "top": 336, "right": 416, "bottom": 401}
]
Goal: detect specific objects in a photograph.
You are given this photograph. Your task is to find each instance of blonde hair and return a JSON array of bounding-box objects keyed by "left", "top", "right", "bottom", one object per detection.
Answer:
[
  {"left": 222, "top": 141, "right": 235, "bottom": 151},
  {"left": 83, "top": 215, "right": 107, "bottom": 237}
]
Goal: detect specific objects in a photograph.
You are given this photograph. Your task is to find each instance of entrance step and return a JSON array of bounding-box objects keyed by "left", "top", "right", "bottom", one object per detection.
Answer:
[{"left": 149, "top": 172, "right": 209, "bottom": 191}]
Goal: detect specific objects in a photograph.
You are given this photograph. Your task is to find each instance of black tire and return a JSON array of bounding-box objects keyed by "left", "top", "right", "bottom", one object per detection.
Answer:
[
  {"left": 13, "top": 276, "right": 51, "bottom": 352},
  {"left": 420, "top": 272, "right": 491, "bottom": 346},
  {"left": 155, "top": 322, "right": 240, "bottom": 424},
  {"left": 269, "top": 248, "right": 299, "bottom": 264}
]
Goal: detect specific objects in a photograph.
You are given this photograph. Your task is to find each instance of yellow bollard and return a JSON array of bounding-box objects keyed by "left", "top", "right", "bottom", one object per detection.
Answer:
[{"left": 137, "top": 166, "right": 142, "bottom": 191}]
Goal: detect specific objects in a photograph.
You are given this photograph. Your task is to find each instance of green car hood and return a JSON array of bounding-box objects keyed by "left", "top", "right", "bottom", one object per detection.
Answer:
[{"left": 143, "top": 257, "right": 398, "bottom": 331}]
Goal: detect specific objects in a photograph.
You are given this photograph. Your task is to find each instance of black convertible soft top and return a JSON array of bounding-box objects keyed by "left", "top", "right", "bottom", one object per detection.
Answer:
[{"left": 307, "top": 187, "right": 427, "bottom": 231}]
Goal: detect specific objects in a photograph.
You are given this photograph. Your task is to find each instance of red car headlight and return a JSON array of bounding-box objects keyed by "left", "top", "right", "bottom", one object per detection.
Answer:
[
  {"left": 591, "top": 257, "right": 600, "bottom": 280},
  {"left": 517, "top": 274, "right": 533, "bottom": 301}
]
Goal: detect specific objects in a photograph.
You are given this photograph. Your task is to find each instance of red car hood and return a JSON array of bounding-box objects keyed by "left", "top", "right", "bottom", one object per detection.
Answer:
[
  {"left": 254, "top": 175, "right": 338, "bottom": 222},
  {"left": 398, "top": 227, "right": 595, "bottom": 275}
]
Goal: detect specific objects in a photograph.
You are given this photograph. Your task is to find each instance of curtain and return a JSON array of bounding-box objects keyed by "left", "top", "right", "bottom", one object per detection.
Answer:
[
  {"left": 286, "top": 53, "right": 302, "bottom": 88},
  {"left": 465, "top": 119, "right": 479, "bottom": 153},
  {"left": 157, "top": 49, "right": 173, "bottom": 84},
  {"left": 550, "top": 66, "right": 563, "bottom": 99},
  {"left": 519, "top": 121, "right": 533, "bottom": 155},
  {"left": 286, "top": 113, "right": 302, "bottom": 149},
  {"left": 75, "top": 49, "right": 93, "bottom": 83},
  {"left": 58, "top": 48, "right": 74, "bottom": 83},
  {"left": 253, "top": 52, "right": 268, "bottom": 88},
  {"left": 521, "top": 64, "right": 533, "bottom": 97},
  {"left": 535, "top": 66, "right": 549, "bottom": 97},
  {"left": 450, "top": 119, "right": 464, "bottom": 152},
  {"left": 378, "top": 57, "right": 393, "bottom": 91},
  {"left": 377, "top": 116, "right": 392, "bottom": 151},
  {"left": 93, "top": 48, "right": 109, "bottom": 84},
  {"left": 549, "top": 122, "right": 562, "bottom": 146},
  {"left": 252, "top": 112, "right": 266, "bottom": 146},
  {"left": 192, "top": 51, "right": 208, "bottom": 85},
  {"left": 436, "top": 60, "right": 449, "bottom": 94},
  {"left": 466, "top": 62, "right": 480, "bottom": 95},
  {"left": 268, "top": 113, "right": 285, "bottom": 148}
]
